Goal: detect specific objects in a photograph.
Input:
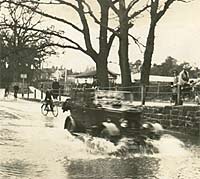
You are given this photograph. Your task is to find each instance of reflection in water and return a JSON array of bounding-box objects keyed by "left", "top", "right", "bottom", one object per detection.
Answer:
[
  {"left": 66, "top": 158, "right": 159, "bottom": 179},
  {"left": 44, "top": 116, "right": 55, "bottom": 128}
]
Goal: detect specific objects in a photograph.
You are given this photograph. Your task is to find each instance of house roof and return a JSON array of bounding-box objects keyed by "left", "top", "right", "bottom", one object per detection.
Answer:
[
  {"left": 132, "top": 73, "right": 196, "bottom": 83},
  {"left": 75, "top": 70, "right": 118, "bottom": 78},
  {"left": 132, "top": 73, "right": 174, "bottom": 83}
]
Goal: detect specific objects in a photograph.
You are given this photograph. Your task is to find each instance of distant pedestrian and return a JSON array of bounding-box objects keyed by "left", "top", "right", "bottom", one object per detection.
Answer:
[
  {"left": 13, "top": 85, "right": 19, "bottom": 99},
  {"left": 4, "top": 86, "right": 9, "bottom": 98},
  {"left": 40, "top": 83, "right": 44, "bottom": 90},
  {"left": 178, "top": 64, "right": 190, "bottom": 87},
  {"left": 83, "top": 80, "right": 89, "bottom": 89},
  {"left": 194, "top": 72, "right": 200, "bottom": 85},
  {"left": 193, "top": 72, "right": 200, "bottom": 104},
  {"left": 178, "top": 64, "right": 191, "bottom": 102},
  {"left": 171, "top": 70, "right": 179, "bottom": 105},
  {"left": 92, "top": 79, "right": 98, "bottom": 89}
]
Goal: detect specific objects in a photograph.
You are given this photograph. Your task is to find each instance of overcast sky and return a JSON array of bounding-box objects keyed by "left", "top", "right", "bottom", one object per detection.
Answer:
[{"left": 45, "top": 0, "right": 200, "bottom": 72}]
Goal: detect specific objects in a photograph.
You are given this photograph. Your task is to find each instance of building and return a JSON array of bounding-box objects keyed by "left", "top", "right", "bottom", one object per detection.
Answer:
[{"left": 74, "top": 70, "right": 119, "bottom": 87}]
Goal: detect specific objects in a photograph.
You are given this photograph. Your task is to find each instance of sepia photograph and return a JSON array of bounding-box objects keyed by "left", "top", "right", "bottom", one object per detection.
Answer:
[{"left": 0, "top": 0, "right": 200, "bottom": 178}]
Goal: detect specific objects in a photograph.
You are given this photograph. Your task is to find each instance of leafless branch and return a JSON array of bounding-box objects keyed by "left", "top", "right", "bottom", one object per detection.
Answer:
[
  {"left": 156, "top": 0, "right": 188, "bottom": 22},
  {"left": 129, "top": 4, "right": 150, "bottom": 20},
  {"left": 129, "top": 34, "right": 145, "bottom": 53},
  {"left": 126, "top": 0, "right": 139, "bottom": 14},
  {"left": 75, "top": 0, "right": 98, "bottom": 59},
  {"left": 81, "top": 0, "right": 119, "bottom": 38},
  {"left": 2, "top": 0, "right": 83, "bottom": 33},
  {"left": 107, "top": 0, "right": 120, "bottom": 16}
]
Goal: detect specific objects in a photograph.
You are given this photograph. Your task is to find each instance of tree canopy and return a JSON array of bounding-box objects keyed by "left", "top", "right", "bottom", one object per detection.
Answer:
[{"left": 0, "top": 1, "right": 55, "bottom": 84}]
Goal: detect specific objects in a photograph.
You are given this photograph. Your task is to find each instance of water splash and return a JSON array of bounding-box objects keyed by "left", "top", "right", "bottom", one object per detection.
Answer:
[
  {"left": 57, "top": 117, "right": 191, "bottom": 160},
  {"left": 71, "top": 133, "right": 117, "bottom": 155},
  {"left": 71, "top": 133, "right": 160, "bottom": 158},
  {"left": 152, "top": 134, "right": 190, "bottom": 156}
]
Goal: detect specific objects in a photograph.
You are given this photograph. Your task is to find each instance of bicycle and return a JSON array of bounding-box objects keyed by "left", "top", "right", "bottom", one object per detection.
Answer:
[{"left": 41, "top": 100, "right": 58, "bottom": 117}]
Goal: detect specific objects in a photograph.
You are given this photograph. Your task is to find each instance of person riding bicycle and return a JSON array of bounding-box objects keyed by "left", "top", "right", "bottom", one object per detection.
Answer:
[{"left": 44, "top": 89, "right": 54, "bottom": 111}]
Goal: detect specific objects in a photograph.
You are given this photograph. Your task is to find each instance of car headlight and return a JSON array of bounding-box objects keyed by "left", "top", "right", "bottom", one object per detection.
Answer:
[{"left": 120, "top": 120, "right": 128, "bottom": 128}]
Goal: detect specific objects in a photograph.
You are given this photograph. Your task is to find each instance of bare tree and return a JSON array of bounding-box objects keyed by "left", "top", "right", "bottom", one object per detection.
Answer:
[
  {"left": 1, "top": 0, "right": 118, "bottom": 87},
  {"left": 107, "top": 0, "right": 149, "bottom": 88},
  {"left": 141, "top": 0, "right": 187, "bottom": 104},
  {"left": 0, "top": 2, "right": 55, "bottom": 83}
]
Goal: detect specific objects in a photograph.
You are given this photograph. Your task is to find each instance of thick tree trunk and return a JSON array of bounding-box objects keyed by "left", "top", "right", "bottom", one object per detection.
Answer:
[
  {"left": 96, "top": 57, "right": 109, "bottom": 88},
  {"left": 119, "top": 0, "right": 132, "bottom": 88},
  {"left": 95, "top": 1, "right": 110, "bottom": 88},
  {"left": 141, "top": 22, "right": 156, "bottom": 105}
]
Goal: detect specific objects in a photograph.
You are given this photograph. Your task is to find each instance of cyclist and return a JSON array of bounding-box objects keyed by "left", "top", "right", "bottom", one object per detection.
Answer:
[
  {"left": 52, "top": 79, "right": 60, "bottom": 99},
  {"left": 44, "top": 89, "right": 54, "bottom": 111}
]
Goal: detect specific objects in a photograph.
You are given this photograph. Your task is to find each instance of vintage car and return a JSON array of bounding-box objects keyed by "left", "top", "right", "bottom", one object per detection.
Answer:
[{"left": 62, "top": 88, "right": 162, "bottom": 147}]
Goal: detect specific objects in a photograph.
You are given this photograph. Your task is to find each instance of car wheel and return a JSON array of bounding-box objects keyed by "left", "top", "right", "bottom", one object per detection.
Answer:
[
  {"left": 64, "top": 116, "right": 76, "bottom": 132},
  {"left": 99, "top": 124, "right": 120, "bottom": 144}
]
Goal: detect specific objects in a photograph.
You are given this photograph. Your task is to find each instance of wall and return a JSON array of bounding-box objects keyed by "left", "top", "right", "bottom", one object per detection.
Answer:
[{"left": 142, "top": 105, "right": 200, "bottom": 136}]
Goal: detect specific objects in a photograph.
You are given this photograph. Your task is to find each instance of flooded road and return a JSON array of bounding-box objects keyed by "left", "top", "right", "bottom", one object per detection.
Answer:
[{"left": 0, "top": 98, "right": 200, "bottom": 179}]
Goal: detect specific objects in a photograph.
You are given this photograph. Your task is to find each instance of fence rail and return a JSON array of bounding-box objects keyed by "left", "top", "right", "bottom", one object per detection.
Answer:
[{"left": 16, "top": 83, "right": 197, "bottom": 105}]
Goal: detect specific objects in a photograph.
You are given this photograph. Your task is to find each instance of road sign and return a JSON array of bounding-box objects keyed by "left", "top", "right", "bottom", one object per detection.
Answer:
[{"left": 20, "top": 74, "right": 27, "bottom": 79}]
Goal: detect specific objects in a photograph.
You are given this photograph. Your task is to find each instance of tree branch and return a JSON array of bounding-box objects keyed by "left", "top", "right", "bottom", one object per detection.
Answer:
[
  {"left": 3, "top": 22, "right": 88, "bottom": 53},
  {"left": 106, "top": 0, "right": 120, "bottom": 16},
  {"left": 3, "top": 0, "right": 83, "bottom": 33},
  {"left": 75, "top": 0, "right": 98, "bottom": 59},
  {"left": 156, "top": 0, "right": 175, "bottom": 21},
  {"left": 107, "top": 32, "right": 116, "bottom": 55},
  {"left": 156, "top": 0, "right": 189, "bottom": 22},
  {"left": 129, "top": 34, "right": 145, "bottom": 53},
  {"left": 126, "top": 0, "right": 139, "bottom": 14},
  {"left": 129, "top": 4, "right": 150, "bottom": 20},
  {"left": 82, "top": 0, "right": 120, "bottom": 38}
]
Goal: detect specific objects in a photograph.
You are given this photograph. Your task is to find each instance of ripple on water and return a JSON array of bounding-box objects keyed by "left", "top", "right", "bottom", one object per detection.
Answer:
[
  {"left": 0, "top": 128, "right": 23, "bottom": 146},
  {"left": 64, "top": 157, "right": 160, "bottom": 179},
  {"left": 0, "top": 110, "right": 20, "bottom": 120},
  {"left": 0, "top": 159, "right": 45, "bottom": 179}
]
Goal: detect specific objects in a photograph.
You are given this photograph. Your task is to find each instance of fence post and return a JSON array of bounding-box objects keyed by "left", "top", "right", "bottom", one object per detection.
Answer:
[
  {"left": 41, "top": 89, "right": 43, "bottom": 100},
  {"left": 177, "top": 84, "right": 180, "bottom": 105},
  {"left": 21, "top": 86, "right": 24, "bottom": 98},
  {"left": 141, "top": 85, "right": 144, "bottom": 105},
  {"left": 130, "top": 92, "right": 134, "bottom": 103},
  {"left": 59, "top": 88, "right": 61, "bottom": 101},
  {"left": 34, "top": 89, "right": 36, "bottom": 99},
  {"left": 157, "top": 83, "right": 160, "bottom": 97},
  {"left": 27, "top": 87, "right": 29, "bottom": 99}
]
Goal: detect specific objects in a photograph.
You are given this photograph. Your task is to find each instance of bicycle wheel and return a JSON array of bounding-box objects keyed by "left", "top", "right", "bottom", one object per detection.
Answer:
[
  {"left": 41, "top": 104, "right": 48, "bottom": 116},
  {"left": 52, "top": 105, "right": 58, "bottom": 117}
]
